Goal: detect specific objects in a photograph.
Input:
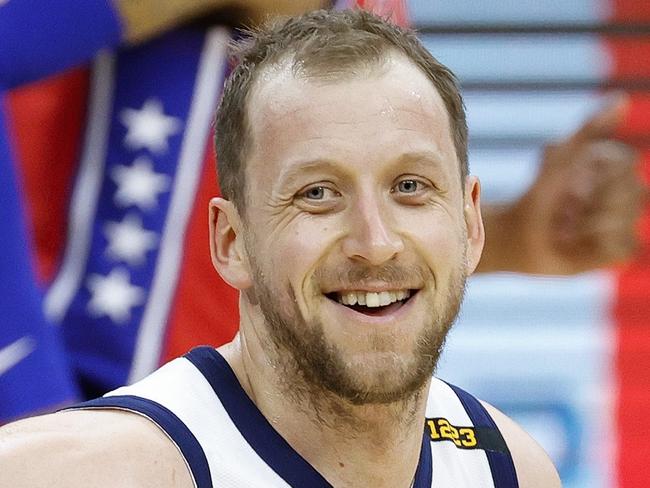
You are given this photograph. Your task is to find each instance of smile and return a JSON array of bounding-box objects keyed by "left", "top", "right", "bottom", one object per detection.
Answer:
[
  {"left": 337, "top": 289, "right": 410, "bottom": 307},
  {"left": 325, "top": 289, "right": 417, "bottom": 317}
]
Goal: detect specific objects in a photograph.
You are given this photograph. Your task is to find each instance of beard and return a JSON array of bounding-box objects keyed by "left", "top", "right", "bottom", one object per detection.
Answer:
[{"left": 247, "top": 253, "right": 467, "bottom": 406}]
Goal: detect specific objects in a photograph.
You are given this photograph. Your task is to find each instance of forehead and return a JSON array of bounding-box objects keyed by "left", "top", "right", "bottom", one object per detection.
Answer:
[{"left": 245, "top": 54, "right": 458, "bottom": 185}]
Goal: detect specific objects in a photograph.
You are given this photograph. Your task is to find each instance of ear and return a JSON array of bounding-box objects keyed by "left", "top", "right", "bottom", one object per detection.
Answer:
[
  {"left": 209, "top": 197, "right": 253, "bottom": 290},
  {"left": 463, "top": 176, "right": 485, "bottom": 274}
]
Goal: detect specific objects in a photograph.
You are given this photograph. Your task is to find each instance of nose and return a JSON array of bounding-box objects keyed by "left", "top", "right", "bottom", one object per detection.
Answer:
[{"left": 341, "top": 195, "right": 404, "bottom": 265}]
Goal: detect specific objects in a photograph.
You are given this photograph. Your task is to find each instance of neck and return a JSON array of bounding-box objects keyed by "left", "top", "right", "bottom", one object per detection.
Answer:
[{"left": 219, "top": 329, "right": 430, "bottom": 488}]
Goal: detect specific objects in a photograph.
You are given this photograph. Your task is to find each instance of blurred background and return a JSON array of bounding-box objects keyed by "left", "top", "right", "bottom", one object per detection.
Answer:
[{"left": 2, "top": 0, "right": 649, "bottom": 487}]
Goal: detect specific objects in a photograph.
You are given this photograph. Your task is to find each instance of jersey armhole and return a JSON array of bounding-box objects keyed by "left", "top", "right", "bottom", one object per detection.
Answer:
[{"left": 67, "top": 395, "right": 212, "bottom": 488}]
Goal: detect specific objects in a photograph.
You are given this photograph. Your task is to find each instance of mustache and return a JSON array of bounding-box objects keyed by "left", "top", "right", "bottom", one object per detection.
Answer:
[{"left": 314, "top": 262, "right": 430, "bottom": 289}]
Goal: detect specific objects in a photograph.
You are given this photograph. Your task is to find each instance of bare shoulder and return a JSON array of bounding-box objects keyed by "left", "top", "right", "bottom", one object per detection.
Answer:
[
  {"left": 0, "top": 409, "right": 193, "bottom": 488},
  {"left": 481, "top": 401, "right": 563, "bottom": 488}
]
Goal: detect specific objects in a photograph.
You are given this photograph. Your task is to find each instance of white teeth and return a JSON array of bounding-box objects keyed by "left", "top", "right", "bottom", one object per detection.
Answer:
[
  {"left": 336, "top": 290, "right": 411, "bottom": 308},
  {"left": 366, "top": 292, "right": 380, "bottom": 307}
]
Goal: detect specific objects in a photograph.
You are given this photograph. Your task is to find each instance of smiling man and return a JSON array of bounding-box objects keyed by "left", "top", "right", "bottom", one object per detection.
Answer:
[{"left": 0, "top": 9, "right": 561, "bottom": 488}]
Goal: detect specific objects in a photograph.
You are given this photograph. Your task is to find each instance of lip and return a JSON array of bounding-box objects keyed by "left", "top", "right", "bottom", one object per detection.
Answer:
[
  {"left": 322, "top": 289, "right": 420, "bottom": 326},
  {"left": 321, "top": 282, "right": 422, "bottom": 295}
]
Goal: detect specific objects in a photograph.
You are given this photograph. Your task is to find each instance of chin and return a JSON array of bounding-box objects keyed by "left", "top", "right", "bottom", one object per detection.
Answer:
[{"left": 322, "top": 349, "right": 436, "bottom": 405}]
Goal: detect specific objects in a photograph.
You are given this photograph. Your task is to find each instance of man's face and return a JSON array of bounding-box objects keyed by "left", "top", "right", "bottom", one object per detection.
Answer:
[{"left": 231, "top": 54, "right": 482, "bottom": 404}]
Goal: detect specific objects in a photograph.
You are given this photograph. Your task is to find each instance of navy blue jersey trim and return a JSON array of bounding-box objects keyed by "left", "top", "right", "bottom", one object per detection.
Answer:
[
  {"left": 413, "top": 426, "right": 433, "bottom": 488},
  {"left": 185, "top": 346, "right": 332, "bottom": 487},
  {"left": 70, "top": 395, "right": 212, "bottom": 488},
  {"left": 447, "top": 383, "right": 519, "bottom": 488}
]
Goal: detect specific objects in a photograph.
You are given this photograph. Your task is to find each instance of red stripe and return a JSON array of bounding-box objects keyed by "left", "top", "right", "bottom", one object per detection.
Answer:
[
  {"left": 5, "top": 68, "right": 89, "bottom": 284},
  {"left": 606, "top": 0, "right": 650, "bottom": 485},
  {"left": 607, "top": 39, "right": 650, "bottom": 80},
  {"left": 354, "top": 0, "right": 409, "bottom": 26},
  {"left": 614, "top": 160, "right": 650, "bottom": 488},
  {"left": 161, "top": 143, "right": 239, "bottom": 363},
  {"left": 608, "top": 1, "right": 650, "bottom": 22},
  {"left": 617, "top": 94, "right": 650, "bottom": 143}
]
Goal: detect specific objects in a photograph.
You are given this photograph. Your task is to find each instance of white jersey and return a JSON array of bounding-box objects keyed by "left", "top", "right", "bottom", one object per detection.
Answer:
[{"left": 73, "top": 347, "right": 518, "bottom": 487}]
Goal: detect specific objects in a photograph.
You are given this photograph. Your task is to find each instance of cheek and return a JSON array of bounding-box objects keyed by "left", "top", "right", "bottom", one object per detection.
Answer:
[
  {"left": 404, "top": 212, "right": 465, "bottom": 269},
  {"left": 270, "top": 221, "right": 339, "bottom": 286}
]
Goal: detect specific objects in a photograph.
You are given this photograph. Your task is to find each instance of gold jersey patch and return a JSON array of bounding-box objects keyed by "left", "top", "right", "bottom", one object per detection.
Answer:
[
  {"left": 426, "top": 417, "right": 478, "bottom": 449},
  {"left": 425, "top": 417, "right": 510, "bottom": 454}
]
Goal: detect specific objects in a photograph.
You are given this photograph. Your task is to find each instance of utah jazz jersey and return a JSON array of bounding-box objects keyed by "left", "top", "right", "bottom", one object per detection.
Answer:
[{"left": 73, "top": 347, "right": 518, "bottom": 487}]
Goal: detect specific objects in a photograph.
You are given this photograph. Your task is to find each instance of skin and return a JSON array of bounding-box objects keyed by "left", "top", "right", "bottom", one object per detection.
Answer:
[{"left": 0, "top": 409, "right": 193, "bottom": 487}]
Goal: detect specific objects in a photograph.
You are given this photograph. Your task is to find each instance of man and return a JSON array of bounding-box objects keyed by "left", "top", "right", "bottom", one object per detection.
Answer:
[
  {"left": 3, "top": 0, "right": 641, "bottom": 425},
  {"left": 0, "top": 10, "right": 560, "bottom": 487}
]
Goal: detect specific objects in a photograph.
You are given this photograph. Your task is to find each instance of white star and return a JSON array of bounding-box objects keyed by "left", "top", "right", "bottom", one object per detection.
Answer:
[
  {"left": 111, "top": 156, "right": 170, "bottom": 210},
  {"left": 87, "top": 268, "right": 145, "bottom": 324},
  {"left": 104, "top": 213, "right": 158, "bottom": 266},
  {"left": 120, "top": 98, "right": 182, "bottom": 154}
]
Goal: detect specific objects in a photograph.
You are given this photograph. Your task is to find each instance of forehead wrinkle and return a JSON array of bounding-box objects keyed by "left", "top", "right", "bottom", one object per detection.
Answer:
[
  {"left": 391, "top": 104, "right": 445, "bottom": 121},
  {"left": 257, "top": 106, "right": 304, "bottom": 132},
  {"left": 397, "top": 150, "right": 445, "bottom": 167}
]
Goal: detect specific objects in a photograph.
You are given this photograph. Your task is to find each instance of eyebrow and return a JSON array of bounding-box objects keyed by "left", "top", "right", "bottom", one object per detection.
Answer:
[
  {"left": 275, "top": 150, "right": 452, "bottom": 190},
  {"left": 276, "top": 159, "right": 347, "bottom": 190}
]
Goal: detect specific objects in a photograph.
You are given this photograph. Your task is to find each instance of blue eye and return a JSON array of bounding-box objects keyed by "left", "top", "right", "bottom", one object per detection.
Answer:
[
  {"left": 304, "top": 186, "right": 326, "bottom": 200},
  {"left": 397, "top": 179, "right": 419, "bottom": 193}
]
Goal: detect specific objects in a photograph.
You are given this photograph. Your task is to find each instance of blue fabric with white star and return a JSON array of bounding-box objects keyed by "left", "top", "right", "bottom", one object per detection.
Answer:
[{"left": 60, "top": 30, "right": 204, "bottom": 396}]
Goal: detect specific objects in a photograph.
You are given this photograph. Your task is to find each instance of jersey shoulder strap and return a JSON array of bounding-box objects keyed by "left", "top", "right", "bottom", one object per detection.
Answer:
[
  {"left": 426, "top": 377, "right": 519, "bottom": 488},
  {"left": 67, "top": 356, "right": 213, "bottom": 488}
]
